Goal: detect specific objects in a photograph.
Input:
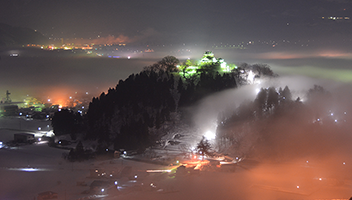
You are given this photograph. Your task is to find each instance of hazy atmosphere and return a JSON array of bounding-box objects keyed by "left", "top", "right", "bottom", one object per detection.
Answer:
[{"left": 1, "top": 0, "right": 352, "bottom": 200}]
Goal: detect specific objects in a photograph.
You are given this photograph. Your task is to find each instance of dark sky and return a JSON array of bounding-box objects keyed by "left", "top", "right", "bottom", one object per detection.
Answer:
[{"left": 1, "top": 0, "right": 352, "bottom": 44}]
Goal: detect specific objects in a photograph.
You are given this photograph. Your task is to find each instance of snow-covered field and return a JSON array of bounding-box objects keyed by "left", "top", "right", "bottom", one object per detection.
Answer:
[{"left": 1, "top": 117, "right": 352, "bottom": 200}]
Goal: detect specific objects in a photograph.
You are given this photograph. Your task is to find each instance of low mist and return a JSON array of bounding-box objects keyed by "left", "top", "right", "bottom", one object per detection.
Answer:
[
  {"left": 0, "top": 48, "right": 157, "bottom": 101},
  {"left": 189, "top": 73, "right": 352, "bottom": 199}
]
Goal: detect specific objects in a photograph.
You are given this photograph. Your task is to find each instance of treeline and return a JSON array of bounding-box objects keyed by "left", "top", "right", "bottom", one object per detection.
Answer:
[{"left": 216, "top": 85, "right": 350, "bottom": 161}]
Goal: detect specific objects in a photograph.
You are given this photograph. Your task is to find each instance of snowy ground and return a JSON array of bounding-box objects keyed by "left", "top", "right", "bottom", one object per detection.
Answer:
[{"left": 1, "top": 117, "right": 352, "bottom": 200}]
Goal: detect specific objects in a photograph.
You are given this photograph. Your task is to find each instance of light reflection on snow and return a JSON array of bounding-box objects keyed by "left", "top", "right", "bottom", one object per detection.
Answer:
[{"left": 7, "top": 167, "right": 51, "bottom": 172}]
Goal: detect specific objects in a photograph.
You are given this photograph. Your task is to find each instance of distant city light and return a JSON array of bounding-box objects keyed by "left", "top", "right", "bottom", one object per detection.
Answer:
[{"left": 146, "top": 170, "right": 171, "bottom": 173}]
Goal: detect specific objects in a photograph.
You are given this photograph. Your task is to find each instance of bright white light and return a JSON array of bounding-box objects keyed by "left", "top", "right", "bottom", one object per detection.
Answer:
[
  {"left": 297, "top": 186, "right": 299, "bottom": 189},
  {"left": 8, "top": 167, "right": 50, "bottom": 172},
  {"left": 255, "top": 88, "right": 260, "bottom": 94},
  {"left": 127, "top": 56, "right": 131, "bottom": 59},
  {"left": 46, "top": 130, "right": 55, "bottom": 137},
  {"left": 204, "top": 130, "right": 215, "bottom": 140},
  {"left": 146, "top": 169, "right": 171, "bottom": 173},
  {"left": 115, "top": 181, "right": 118, "bottom": 185},
  {"left": 101, "top": 188, "right": 105, "bottom": 192},
  {"left": 38, "top": 127, "right": 41, "bottom": 131}
]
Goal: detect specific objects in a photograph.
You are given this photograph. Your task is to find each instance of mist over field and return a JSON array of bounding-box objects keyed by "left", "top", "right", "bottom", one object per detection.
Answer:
[
  {"left": 1, "top": 46, "right": 352, "bottom": 199},
  {"left": 1, "top": 46, "right": 352, "bottom": 103}
]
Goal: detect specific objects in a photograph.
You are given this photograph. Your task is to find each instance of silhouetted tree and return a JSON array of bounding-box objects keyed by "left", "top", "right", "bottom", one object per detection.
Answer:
[
  {"left": 143, "top": 56, "right": 179, "bottom": 72},
  {"left": 52, "top": 109, "right": 82, "bottom": 139},
  {"left": 281, "top": 86, "right": 292, "bottom": 102},
  {"left": 197, "top": 136, "right": 213, "bottom": 157}
]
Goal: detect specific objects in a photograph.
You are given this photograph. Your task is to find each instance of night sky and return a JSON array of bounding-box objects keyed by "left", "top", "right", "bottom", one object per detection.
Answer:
[{"left": 1, "top": 0, "right": 352, "bottom": 44}]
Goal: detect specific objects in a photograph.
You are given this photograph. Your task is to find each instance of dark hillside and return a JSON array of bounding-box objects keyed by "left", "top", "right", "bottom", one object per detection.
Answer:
[{"left": 0, "top": 23, "right": 48, "bottom": 46}]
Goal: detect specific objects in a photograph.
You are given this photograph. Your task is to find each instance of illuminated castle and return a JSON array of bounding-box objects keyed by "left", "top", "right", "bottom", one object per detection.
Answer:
[{"left": 178, "top": 51, "right": 236, "bottom": 76}]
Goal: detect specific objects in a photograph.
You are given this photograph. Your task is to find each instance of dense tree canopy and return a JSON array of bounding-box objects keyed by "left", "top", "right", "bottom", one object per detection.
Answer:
[{"left": 51, "top": 109, "right": 83, "bottom": 140}]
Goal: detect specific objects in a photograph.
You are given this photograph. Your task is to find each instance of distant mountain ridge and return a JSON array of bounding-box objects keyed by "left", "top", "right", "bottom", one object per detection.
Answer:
[{"left": 0, "top": 23, "right": 49, "bottom": 46}]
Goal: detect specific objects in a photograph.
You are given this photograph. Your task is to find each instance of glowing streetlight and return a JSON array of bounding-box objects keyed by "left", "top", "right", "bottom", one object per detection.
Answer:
[{"left": 204, "top": 130, "right": 215, "bottom": 140}]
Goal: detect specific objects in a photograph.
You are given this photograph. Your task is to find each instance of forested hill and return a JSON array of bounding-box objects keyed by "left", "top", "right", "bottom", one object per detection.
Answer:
[
  {"left": 0, "top": 23, "right": 48, "bottom": 46},
  {"left": 51, "top": 55, "right": 276, "bottom": 153},
  {"left": 84, "top": 56, "right": 247, "bottom": 151}
]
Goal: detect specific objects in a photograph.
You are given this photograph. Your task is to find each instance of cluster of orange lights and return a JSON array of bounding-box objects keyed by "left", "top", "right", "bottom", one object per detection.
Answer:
[{"left": 47, "top": 97, "right": 82, "bottom": 108}]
